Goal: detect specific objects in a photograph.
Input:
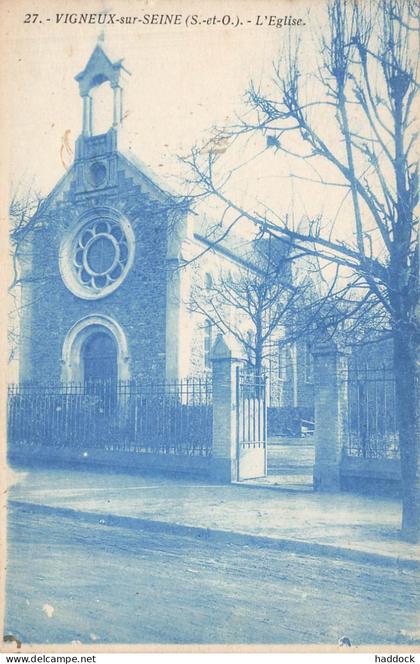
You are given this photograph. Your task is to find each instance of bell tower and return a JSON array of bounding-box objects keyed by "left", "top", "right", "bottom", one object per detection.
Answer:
[
  {"left": 75, "top": 41, "right": 130, "bottom": 137},
  {"left": 73, "top": 42, "right": 131, "bottom": 195}
]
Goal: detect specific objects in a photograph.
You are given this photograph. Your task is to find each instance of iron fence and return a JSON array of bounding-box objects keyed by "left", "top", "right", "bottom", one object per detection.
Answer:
[
  {"left": 345, "top": 364, "right": 399, "bottom": 459},
  {"left": 8, "top": 377, "right": 213, "bottom": 457}
]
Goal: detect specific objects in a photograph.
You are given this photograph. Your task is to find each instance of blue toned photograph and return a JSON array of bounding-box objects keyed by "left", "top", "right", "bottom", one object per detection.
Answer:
[{"left": 2, "top": 0, "right": 419, "bottom": 650}]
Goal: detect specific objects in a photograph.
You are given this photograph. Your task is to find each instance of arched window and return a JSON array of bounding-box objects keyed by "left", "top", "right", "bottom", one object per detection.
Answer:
[
  {"left": 204, "top": 273, "right": 213, "bottom": 290},
  {"left": 204, "top": 319, "right": 213, "bottom": 369}
]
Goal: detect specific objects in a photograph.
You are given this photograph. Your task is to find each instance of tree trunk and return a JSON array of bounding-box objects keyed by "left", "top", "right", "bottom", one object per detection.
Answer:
[
  {"left": 254, "top": 346, "right": 263, "bottom": 376},
  {"left": 393, "top": 330, "right": 420, "bottom": 543},
  {"left": 254, "top": 343, "right": 264, "bottom": 399}
]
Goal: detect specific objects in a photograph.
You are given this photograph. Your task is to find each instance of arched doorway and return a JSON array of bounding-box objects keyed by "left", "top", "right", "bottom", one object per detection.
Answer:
[
  {"left": 83, "top": 331, "right": 118, "bottom": 383},
  {"left": 61, "top": 314, "right": 130, "bottom": 383}
]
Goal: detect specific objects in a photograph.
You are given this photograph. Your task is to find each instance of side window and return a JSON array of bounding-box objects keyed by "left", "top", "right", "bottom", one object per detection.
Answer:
[
  {"left": 204, "top": 319, "right": 213, "bottom": 369},
  {"left": 304, "top": 342, "right": 314, "bottom": 383},
  {"left": 278, "top": 343, "right": 287, "bottom": 381},
  {"left": 205, "top": 273, "right": 213, "bottom": 290}
]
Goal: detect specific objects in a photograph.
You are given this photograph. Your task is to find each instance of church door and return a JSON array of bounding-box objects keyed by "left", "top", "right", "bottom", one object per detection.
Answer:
[{"left": 83, "top": 331, "right": 118, "bottom": 401}]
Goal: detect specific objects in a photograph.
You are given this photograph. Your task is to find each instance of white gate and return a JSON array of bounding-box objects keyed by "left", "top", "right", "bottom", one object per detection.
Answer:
[{"left": 236, "top": 368, "right": 267, "bottom": 481}]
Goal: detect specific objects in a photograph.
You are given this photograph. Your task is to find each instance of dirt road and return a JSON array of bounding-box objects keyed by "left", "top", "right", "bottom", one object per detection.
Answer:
[{"left": 5, "top": 503, "right": 419, "bottom": 645}]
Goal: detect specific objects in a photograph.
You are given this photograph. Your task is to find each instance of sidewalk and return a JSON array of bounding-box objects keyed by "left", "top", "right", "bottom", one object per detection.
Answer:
[{"left": 6, "top": 464, "right": 420, "bottom": 568}]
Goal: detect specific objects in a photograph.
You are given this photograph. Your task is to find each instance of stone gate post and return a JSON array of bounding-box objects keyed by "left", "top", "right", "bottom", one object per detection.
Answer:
[
  {"left": 313, "top": 341, "right": 349, "bottom": 491},
  {"left": 211, "top": 334, "right": 242, "bottom": 482}
]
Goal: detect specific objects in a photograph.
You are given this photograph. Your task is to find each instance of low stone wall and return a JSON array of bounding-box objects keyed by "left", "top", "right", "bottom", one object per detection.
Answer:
[
  {"left": 8, "top": 444, "right": 212, "bottom": 478},
  {"left": 340, "top": 455, "right": 401, "bottom": 496}
]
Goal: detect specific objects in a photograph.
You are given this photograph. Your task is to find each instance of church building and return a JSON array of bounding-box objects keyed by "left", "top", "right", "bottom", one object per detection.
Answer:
[
  {"left": 18, "top": 44, "right": 314, "bottom": 420},
  {"left": 19, "top": 44, "right": 195, "bottom": 387}
]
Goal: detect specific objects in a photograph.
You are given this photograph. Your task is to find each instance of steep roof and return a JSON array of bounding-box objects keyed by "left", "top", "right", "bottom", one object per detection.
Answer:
[{"left": 75, "top": 44, "right": 130, "bottom": 96}]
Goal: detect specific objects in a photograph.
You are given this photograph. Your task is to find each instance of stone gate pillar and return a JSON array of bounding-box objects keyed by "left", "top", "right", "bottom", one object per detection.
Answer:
[
  {"left": 313, "top": 341, "right": 349, "bottom": 491},
  {"left": 211, "top": 334, "right": 242, "bottom": 482}
]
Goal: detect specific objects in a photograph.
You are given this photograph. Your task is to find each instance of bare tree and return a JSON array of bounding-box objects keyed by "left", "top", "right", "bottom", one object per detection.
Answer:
[
  {"left": 190, "top": 238, "right": 308, "bottom": 376},
  {"left": 8, "top": 189, "right": 48, "bottom": 364},
  {"left": 184, "top": 0, "right": 419, "bottom": 541}
]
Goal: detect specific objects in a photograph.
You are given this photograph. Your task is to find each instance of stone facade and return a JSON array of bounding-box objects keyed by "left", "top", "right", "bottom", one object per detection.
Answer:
[{"left": 21, "top": 153, "right": 172, "bottom": 383}]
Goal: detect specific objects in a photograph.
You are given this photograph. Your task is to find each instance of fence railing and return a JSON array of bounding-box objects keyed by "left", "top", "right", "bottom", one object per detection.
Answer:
[
  {"left": 345, "top": 364, "right": 399, "bottom": 460},
  {"left": 8, "top": 377, "right": 213, "bottom": 457}
]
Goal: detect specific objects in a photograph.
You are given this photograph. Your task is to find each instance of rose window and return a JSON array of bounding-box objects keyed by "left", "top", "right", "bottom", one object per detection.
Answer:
[
  {"left": 60, "top": 209, "right": 135, "bottom": 300},
  {"left": 73, "top": 220, "right": 130, "bottom": 292}
]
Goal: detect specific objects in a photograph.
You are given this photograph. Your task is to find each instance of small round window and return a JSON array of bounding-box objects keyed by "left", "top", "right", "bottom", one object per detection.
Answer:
[
  {"left": 89, "top": 162, "right": 107, "bottom": 188},
  {"left": 60, "top": 209, "right": 135, "bottom": 300}
]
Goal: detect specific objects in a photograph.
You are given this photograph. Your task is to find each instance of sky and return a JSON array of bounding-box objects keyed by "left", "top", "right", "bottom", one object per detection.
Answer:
[
  {"left": 2, "top": 0, "right": 335, "bottom": 218},
  {"left": 2, "top": 0, "right": 409, "bottom": 264}
]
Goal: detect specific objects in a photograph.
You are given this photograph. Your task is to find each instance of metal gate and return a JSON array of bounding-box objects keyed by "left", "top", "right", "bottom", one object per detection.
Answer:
[{"left": 236, "top": 368, "right": 267, "bottom": 480}]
